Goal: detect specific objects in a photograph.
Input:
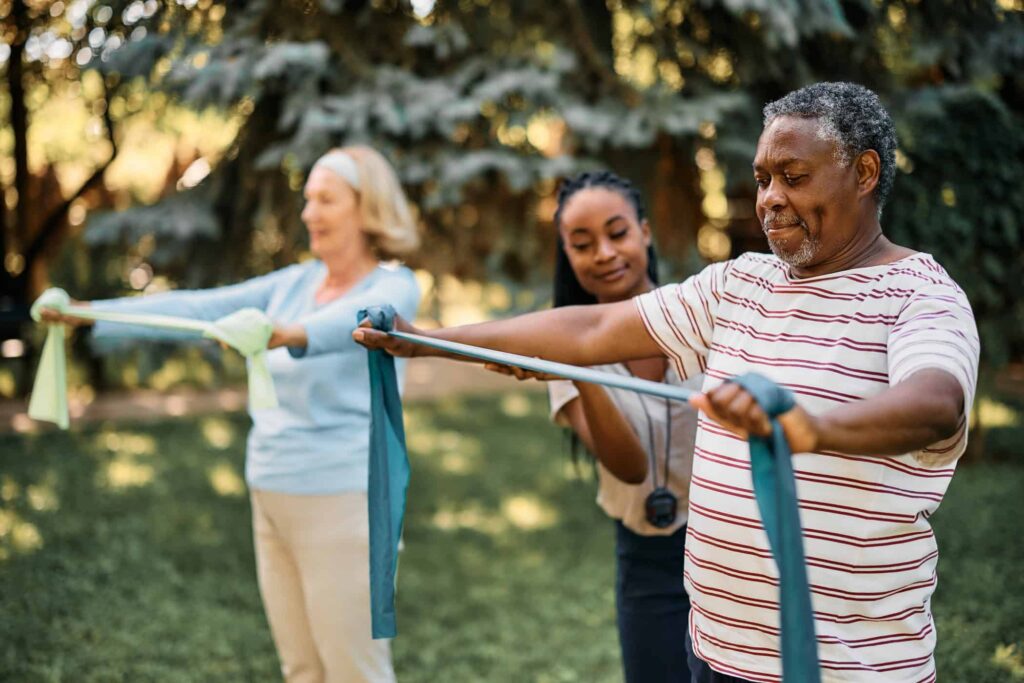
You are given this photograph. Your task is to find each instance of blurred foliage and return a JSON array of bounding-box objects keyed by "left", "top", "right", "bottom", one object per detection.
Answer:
[
  {"left": 886, "top": 87, "right": 1024, "bottom": 368},
  {"left": 1, "top": 0, "right": 1023, "bottom": 390},
  {"left": 1, "top": 393, "right": 1022, "bottom": 680}
]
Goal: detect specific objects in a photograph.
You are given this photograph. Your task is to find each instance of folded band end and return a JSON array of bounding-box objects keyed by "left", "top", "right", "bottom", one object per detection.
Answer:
[
  {"left": 31, "top": 288, "right": 71, "bottom": 322},
  {"left": 731, "top": 373, "right": 795, "bottom": 418},
  {"left": 357, "top": 305, "right": 397, "bottom": 332}
]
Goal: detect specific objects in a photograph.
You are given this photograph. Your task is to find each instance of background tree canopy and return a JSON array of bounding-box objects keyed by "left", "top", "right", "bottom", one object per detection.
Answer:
[{"left": 2, "top": 0, "right": 1022, "bottom": 386}]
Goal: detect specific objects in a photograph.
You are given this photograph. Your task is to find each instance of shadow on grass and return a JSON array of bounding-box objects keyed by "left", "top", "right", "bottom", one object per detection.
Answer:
[{"left": 1, "top": 393, "right": 1021, "bottom": 682}]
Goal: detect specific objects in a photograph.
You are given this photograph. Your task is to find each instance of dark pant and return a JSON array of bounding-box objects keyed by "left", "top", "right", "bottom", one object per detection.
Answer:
[
  {"left": 684, "top": 628, "right": 757, "bottom": 683},
  {"left": 615, "top": 521, "right": 691, "bottom": 683}
]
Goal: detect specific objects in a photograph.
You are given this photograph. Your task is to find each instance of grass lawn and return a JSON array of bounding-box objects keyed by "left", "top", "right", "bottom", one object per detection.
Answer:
[{"left": 1, "top": 392, "right": 1022, "bottom": 682}]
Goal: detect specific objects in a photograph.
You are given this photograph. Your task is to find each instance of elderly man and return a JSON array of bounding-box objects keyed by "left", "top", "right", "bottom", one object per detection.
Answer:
[{"left": 355, "top": 82, "right": 979, "bottom": 682}]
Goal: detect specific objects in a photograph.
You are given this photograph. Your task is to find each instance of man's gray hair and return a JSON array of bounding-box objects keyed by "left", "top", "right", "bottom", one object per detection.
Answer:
[{"left": 763, "top": 82, "right": 898, "bottom": 213}]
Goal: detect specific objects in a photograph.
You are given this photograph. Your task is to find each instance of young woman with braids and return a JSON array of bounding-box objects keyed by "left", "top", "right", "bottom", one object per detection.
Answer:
[{"left": 486, "top": 172, "right": 702, "bottom": 683}]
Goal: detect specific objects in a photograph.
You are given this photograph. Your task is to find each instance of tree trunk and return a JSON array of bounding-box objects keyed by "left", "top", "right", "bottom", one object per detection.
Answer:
[
  {"left": 1, "top": 0, "right": 32, "bottom": 396},
  {"left": 9, "top": 0, "right": 31, "bottom": 251},
  {"left": 652, "top": 134, "right": 700, "bottom": 269}
]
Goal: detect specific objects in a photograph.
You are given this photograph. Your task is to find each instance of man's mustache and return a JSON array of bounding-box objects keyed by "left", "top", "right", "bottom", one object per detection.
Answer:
[{"left": 761, "top": 211, "right": 807, "bottom": 232}]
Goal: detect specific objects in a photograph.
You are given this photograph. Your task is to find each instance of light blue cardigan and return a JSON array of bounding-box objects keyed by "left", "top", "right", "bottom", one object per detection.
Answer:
[{"left": 91, "top": 261, "right": 420, "bottom": 494}]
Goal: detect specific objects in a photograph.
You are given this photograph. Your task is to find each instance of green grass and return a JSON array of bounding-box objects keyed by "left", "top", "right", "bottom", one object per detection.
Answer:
[{"left": 1, "top": 393, "right": 1022, "bottom": 682}]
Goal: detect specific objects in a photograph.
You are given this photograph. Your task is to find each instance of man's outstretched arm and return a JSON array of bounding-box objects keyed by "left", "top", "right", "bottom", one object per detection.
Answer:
[
  {"left": 693, "top": 368, "right": 964, "bottom": 457},
  {"left": 352, "top": 301, "right": 663, "bottom": 367}
]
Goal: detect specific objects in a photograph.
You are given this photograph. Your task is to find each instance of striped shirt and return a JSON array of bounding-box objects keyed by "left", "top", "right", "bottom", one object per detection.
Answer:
[{"left": 634, "top": 252, "right": 979, "bottom": 682}]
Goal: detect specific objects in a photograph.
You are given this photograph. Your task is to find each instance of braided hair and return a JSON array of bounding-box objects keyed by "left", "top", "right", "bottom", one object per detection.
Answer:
[{"left": 553, "top": 171, "right": 659, "bottom": 308}]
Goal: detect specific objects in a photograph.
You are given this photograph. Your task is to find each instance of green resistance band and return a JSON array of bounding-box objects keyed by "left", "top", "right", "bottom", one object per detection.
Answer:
[
  {"left": 359, "top": 305, "right": 820, "bottom": 682},
  {"left": 28, "top": 288, "right": 278, "bottom": 429}
]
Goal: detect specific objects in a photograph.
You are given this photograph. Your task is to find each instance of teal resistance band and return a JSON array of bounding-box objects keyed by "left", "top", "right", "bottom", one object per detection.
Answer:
[
  {"left": 732, "top": 374, "right": 821, "bottom": 683},
  {"left": 359, "top": 306, "right": 410, "bottom": 640},
  {"left": 360, "top": 305, "right": 820, "bottom": 682},
  {"left": 390, "top": 332, "right": 698, "bottom": 402}
]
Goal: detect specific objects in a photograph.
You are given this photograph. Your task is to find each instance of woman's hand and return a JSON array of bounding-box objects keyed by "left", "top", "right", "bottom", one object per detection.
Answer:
[
  {"left": 351, "top": 314, "right": 424, "bottom": 358},
  {"left": 689, "top": 381, "right": 821, "bottom": 454},
  {"left": 482, "top": 362, "right": 561, "bottom": 382},
  {"left": 38, "top": 301, "right": 95, "bottom": 328}
]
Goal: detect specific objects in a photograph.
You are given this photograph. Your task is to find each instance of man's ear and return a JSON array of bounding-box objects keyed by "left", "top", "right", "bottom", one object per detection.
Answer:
[{"left": 855, "top": 149, "right": 881, "bottom": 199}]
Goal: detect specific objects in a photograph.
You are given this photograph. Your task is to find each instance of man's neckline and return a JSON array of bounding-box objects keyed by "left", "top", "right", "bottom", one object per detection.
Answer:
[{"left": 781, "top": 252, "right": 924, "bottom": 283}]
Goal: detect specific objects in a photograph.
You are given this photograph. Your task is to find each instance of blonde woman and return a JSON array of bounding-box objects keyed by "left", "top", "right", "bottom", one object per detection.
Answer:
[{"left": 42, "top": 146, "right": 421, "bottom": 682}]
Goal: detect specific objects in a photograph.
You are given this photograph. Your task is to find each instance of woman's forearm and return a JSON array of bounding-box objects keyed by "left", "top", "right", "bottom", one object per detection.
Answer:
[
  {"left": 269, "top": 324, "right": 308, "bottom": 350},
  {"left": 570, "top": 382, "right": 648, "bottom": 484}
]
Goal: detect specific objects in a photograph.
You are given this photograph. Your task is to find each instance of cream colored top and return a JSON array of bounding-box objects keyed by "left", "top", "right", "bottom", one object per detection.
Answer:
[{"left": 548, "top": 364, "right": 702, "bottom": 535}]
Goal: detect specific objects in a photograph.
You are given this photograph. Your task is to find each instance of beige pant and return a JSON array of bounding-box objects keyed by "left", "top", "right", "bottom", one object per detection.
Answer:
[{"left": 251, "top": 489, "right": 395, "bottom": 683}]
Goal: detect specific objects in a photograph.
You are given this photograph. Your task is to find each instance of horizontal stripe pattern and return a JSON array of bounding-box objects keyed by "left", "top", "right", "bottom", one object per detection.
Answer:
[{"left": 635, "top": 252, "right": 979, "bottom": 682}]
